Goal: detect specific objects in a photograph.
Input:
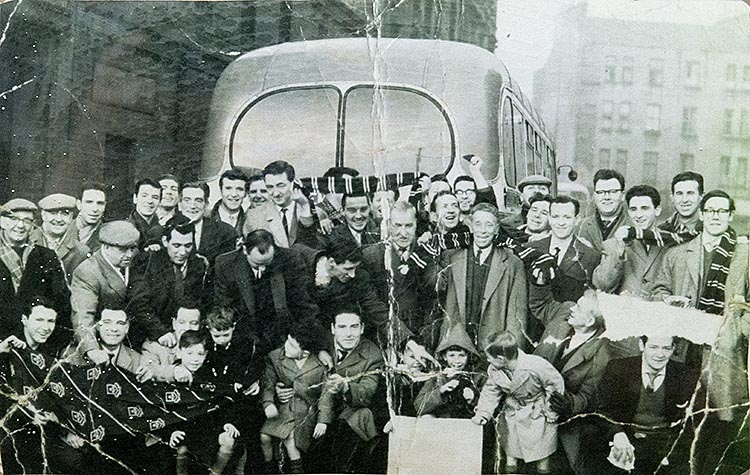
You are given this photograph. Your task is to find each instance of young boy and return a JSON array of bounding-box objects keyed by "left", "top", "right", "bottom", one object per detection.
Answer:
[
  {"left": 414, "top": 325, "right": 484, "bottom": 418},
  {"left": 141, "top": 306, "right": 201, "bottom": 382},
  {"left": 168, "top": 330, "right": 240, "bottom": 475}
]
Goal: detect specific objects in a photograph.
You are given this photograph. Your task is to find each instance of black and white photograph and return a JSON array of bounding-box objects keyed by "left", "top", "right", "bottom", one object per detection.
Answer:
[{"left": 0, "top": 0, "right": 749, "bottom": 473}]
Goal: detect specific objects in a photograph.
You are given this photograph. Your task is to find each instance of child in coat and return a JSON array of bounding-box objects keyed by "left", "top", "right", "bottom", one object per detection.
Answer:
[
  {"left": 414, "top": 325, "right": 484, "bottom": 418},
  {"left": 471, "top": 331, "right": 565, "bottom": 474},
  {"left": 260, "top": 318, "right": 331, "bottom": 474}
]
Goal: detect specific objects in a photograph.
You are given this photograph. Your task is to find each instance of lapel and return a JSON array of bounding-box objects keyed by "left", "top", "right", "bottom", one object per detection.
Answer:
[
  {"left": 288, "top": 204, "right": 298, "bottom": 245},
  {"left": 116, "top": 345, "right": 134, "bottom": 370},
  {"left": 683, "top": 237, "right": 701, "bottom": 292},
  {"left": 561, "top": 331, "right": 603, "bottom": 374},
  {"left": 481, "top": 247, "right": 508, "bottom": 314},
  {"left": 449, "top": 250, "right": 468, "bottom": 319},
  {"left": 335, "top": 341, "right": 367, "bottom": 377},
  {"left": 263, "top": 203, "right": 290, "bottom": 248},
  {"left": 233, "top": 252, "right": 255, "bottom": 314},
  {"left": 95, "top": 251, "right": 126, "bottom": 300},
  {"left": 198, "top": 219, "right": 214, "bottom": 254},
  {"left": 277, "top": 352, "right": 301, "bottom": 383}
]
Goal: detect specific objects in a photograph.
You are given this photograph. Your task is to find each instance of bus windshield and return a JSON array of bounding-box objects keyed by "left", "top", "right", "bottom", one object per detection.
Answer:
[
  {"left": 230, "top": 86, "right": 340, "bottom": 177},
  {"left": 342, "top": 86, "right": 453, "bottom": 177}
]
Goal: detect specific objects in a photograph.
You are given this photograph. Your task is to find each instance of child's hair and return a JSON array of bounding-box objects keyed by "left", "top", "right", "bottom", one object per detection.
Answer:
[
  {"left": 204, "top": 306, "right": 235, "bottom": 331},
  {"left": 288, "top": 318, "right": 325, "bottom": 353},
  {"left": 484, "top": 331, "right": 519, "bottom": 360},
  {"left": 441, "top": 345, "right": 468, "bottom": 356},
  {"left": 179, "top": 330, "right": 207, "bottom": 349}
]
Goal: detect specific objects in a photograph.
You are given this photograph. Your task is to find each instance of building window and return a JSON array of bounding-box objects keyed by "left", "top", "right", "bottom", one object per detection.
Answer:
[
  {"left": 615, "top": 149, "right": 628, "bottom": 178},
  {"left": 645, "top": 104, "right": 661, "bottom": 133},
  {"left": 744, "top": 66, "right": 750, "bottom": 82},
  {"left": 618, "top": 102, "right": 631, "bottom": 132},
  {"left": 648, "top": 59, "right": 664, "bottom": 87},
  {"left": 684, "top": 60, "right": 701, "bottom": 87},
  {"left": 643, "top": 152, "right": 659, "bottom": 183},
  {"left": 680, "top": 153, "right": 695, "bottom": 171},
  {"left": 724, "top": 109, "right": 734, "bottom": 136},
  {"left": 719, "top": 156, "right": 731, "bottom": 187},
  {"left": 740, "top": 110, "right": 748, "bottom": 137},
  {"left": 681, "top": 107, "right": 697, "bottom": 137},
  {"left": 601, "top": 101, "right": 614, "bottom": 130},
  {"left": 737, "top": 157, "right": 748, "bottom": 187},
  {"left": 726, "top": 64, "right": 737, "bottom": 82},
  {"left": 604, "top": 56, "right": 616, "bottom": 83},
  {"left": 599, "top": 148, "right": 611, "bottom": 169},
  {"left": 621, "top": 57, "right": 633, "bottom": 84}
]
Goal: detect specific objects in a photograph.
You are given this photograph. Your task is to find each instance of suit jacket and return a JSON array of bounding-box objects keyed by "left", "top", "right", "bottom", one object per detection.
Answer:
[
  {"left": 592, "top": 237, "right": 667, "bottom": 298},
  {"left": 210, "top": 200, "right": 245, "bottom": 235},
  {"left": 128, "top": 210, "right": 161, "bottom": 249},
  {"left": 213, "top": 246, "right": 319, "bottom": 355},
  {"left": 141, "top": 339, "right": 178, "bottom": 382},
  {"left": 75, "top": 219, "right": 102, "bottom": 253},
  {"left": 31, "top": 227, "right": 90, "bottom": 283},
  {"left": 317, "top": 220, "right": 381, "bottom": 251},
  {"left": 197, "top": 218, "right": 237, "bottom": 266},
  {"left": 127, "top": 248, "right": 208, "bottom": 347},
  {"left": 436, "top": 246, "right": 527, "bottom": 348},
  {"left": 330, "top": 338, "right": 384, "bottom": 441},
  {"left": 242, "top": 201, "right": 316, "bottom": 248},
  {"left": 597, "top": 357, "right": 699, "bottom": 433},
  {"left": 575, "top": 210, "right": 629, "bottom": 253},
  {"left": 70, "top": 250, "right": 129, "bottom": 353},
  {"left": 529, "top": 236, "right": 601, "bottom": 303},
  {"left": 0, "top": 245, "right": 71, "bottom": 354}
]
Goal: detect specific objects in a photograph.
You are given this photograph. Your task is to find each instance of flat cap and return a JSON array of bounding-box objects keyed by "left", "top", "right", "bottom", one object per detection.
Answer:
[
  {"left": 38, "top": 193, "right": 77, "bottom": 211},
  {"left": 98, "top": 220, "right": 140, "bottom": 247},
  {"left": 2, "top": 198, "right": 38, "bottom": 214},
  {"left": 517, "top": 174, "right": 553, "bottom": 192}
]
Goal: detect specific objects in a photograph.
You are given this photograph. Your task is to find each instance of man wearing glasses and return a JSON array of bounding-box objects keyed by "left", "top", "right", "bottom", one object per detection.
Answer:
[
  {"left": 31, "top": 193, "right": 90, "bottom": 283},
  {"left": 0, "top": 199, "right": 71, "bottom": 355},
  {"left": 576, "top": 169, "right": 629, "bottom": 252}
]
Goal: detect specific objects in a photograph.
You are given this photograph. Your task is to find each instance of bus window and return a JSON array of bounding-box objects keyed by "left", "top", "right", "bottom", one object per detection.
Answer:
[
  {"left": 512, "top": 105, "right": 525, "bottom": 178},
  {"left": 501, "top": 97, "right": 516, "bottom": 186},
  {"left": 534, "top": 132, "right": 543, "bottom": 174},
  {"left": 342, "top": 86, "right": 453, "bottom": 177},
  {"left": 230, "top": 87, "right": 341, "bottom": 177},
  {"left": 525, "top": 122, "right": 535, "bottom": 175}
]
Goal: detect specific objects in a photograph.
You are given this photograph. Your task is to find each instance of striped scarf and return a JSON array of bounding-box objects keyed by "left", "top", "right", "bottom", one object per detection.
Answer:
[
  {"left": 0, "top": 238, "right": 32, "bottom": 292},
  {"left": 299, "top": 172, "right": 417, "bottom": 195},
  {"left": 698, "top": 228, "right": 736, "bottom": 314}
]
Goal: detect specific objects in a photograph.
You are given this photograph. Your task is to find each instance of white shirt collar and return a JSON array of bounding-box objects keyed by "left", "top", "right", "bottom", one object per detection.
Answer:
[
  {"left": 641, "top": 359, "right": 667, "bottom": 391},
  {"left": 472, "top": 243, "right": 492, "bottom": 265}
]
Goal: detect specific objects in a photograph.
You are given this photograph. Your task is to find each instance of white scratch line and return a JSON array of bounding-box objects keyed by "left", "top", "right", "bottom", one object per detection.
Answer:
[
  {"left": 0, "top": 77, "right": 35, "bottom": 100},
  {"left": 0, "top": 0, "right": 23, "bottom": 48}
]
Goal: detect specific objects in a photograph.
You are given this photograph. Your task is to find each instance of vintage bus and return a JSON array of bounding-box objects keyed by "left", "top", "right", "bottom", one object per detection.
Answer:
[{"left": 200, "top": 38, "right": 559, "bottom": 211}]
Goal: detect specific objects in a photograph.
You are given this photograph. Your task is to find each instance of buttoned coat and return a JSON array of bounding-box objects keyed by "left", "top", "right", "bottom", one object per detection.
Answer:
[
  {"left": 436, "top": 246, "right": 528, "bottom": 348},
  {"left": 260, "top": 348, "right": 333, "bottom": 452},
  {"left": 70, "top": 249, "right": 129, "bottom": 353},
  {"left": 528, "top": 236, "right": 601, "bottom": 303},
  {"left": 317, "top": 220, "right": 381, "bottom": 251},
  {"left": 575, "top": 210, "right": 629, "bottom": 253},
  {"left": 242, "top": 201, "right": 316, "bottom": 248}
]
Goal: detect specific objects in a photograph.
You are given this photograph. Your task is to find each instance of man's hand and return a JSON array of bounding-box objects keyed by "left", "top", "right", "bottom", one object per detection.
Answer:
[
  {"left": 405, "top": 340, "right": 437, "bottom": 367},
  {"left": 313, "top": 423, "right": 327, "bottom": 439},
  {"left": 264, "top": 404, "right": 280, "bottom": 419},
  {"left": 169, "top": 430, "right": 186, "bottom": 448},
  {"left": 317, "top": 351, "right": 333, "bottom": 370},
  {"left": 63, "top": 432, "right": 85, "bottom": 449},
  {"left": 382, "top": 420, "right": 394, "bottom": 433},
  {"left": 610, "top": 432, "right": 635, "bottom": 467},
  {"left": 243, "top": 381, "right": 260, "bottom": 396},
  {"left": 275, "top": 383, "right": 294, "bottom": 403},
  {"left": 462, "top": 387, "right": 475, "bottom": 402},
  {"left": 223, "top": 423, "right": 240, "bottom": 438},
  {"left": 549, "top": 391, "right": 573, "bottom": 419},
  {"left": 318, "top": 217, "right": 334, "bottom": 235},
  {"left": 174, "top": 366, "right": 192, "bottom": 384},
  {"left": 417, "top": 231, "right": 433, "bottom": 245},
  {"left": 158, "top": 333, "right": 177, "bottom": 348},
  {"left": 292, "top": 187, "right": 311, "bottom": 213},
  {"left": 471, "top": 415, "right": 487, "bottom": 426},
  {"left": 327, "top": 374, "right": 349, "bottom": 394},
  {"left": 135, "top": 365, "right": 153, "bottom": 383},
  {"left": 614, "top": 225, "right": 631, "bottom": 242},
  {"left": 664, "top": 295, "right": 690, "bottom": 308},
  {"left": 86, "top": 349, "right": 110, "bottom": 365},
  {"left": 0, "top": 335, "right": 26, "bottom": 354},
  {"left": 439, "top": 379, "right": 460, "bottom": 394}
]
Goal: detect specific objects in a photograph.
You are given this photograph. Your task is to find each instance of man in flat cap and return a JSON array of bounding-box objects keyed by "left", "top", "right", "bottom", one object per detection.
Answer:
[
  {"left": 500, "top": 174, "right": 553, "bottom": 230},
  {"left": 70, "top": 220, "right": 139, "bottom": 364},
  {"left": 0, "top": 199, "right": 71, "bottom": 355},
  {"left": 31, "top": 193, "right": 90, "bottom": 283}
]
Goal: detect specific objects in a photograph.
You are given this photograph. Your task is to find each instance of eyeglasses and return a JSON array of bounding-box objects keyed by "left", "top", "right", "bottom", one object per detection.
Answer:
[
  {"left": 2, "top": 215, "right": 35, "bottom": 226},
  {"left": 702, "top": 208, "right": 730, "bottom": 216},
  {"left": 594, "top": 189, "right": 622, "bottom": 197},
  {"left": 454, "top": 190, "right": 476, "bottom": 196}
]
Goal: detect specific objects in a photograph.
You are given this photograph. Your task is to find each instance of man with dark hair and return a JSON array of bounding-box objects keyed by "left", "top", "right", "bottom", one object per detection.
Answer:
[
  {"left": 594, "top": 185, "right": 667, "bottom": 297},
  {"left": 453, "top": 155, "right": 498, "bottom": 223},
  {"left": 178, "top": 181, "right": 236, "bottom": 267},
  {"left": 528, "top": 195, "right": 600, "bottom": 302},
  {"left": 243, "top": 160, "right": 317, "bottom": 248},
  {"left": 576, "top": 169, "right": 629, "bottom": 252},
  {"left": 156, "top": 173, "right": 181, "bottom": 225},
  {"left": 127, "top": 217, "right": 209, "bottom": 349},
  {"left": 0, "top": 199, "right": 71, "bottom": 355},
  {"left": 500, "top": 174, "right": 553, "bottom": 229},
  {"left": 211, "top": 168, "right": 249, "bottom": 232},
  {"left": 318, "top": 191, "right": 380, "bottom": 249},
  {"left": 583, "top": 334, "right": 699, "bottom": 474},
  {"left": 129, "top": 178, "right": 163, "bottom": 248},
  {"left": 247, "top": 172, "right": 269, "bottom": 209},
  {"left": 70, "top": 220, "right": 140, "bottom": 363},
  {"left": 427, "top": 191, "right": 469, "bottom": 237},
  {"left": 659, "top": 171, "right": 704, "bottom": 234},
  {"left": 214, "top": 229, "right": 319, "bottom": 357},
  {"left": 652, "top": 190, "right": 749, "bottom": 423},
  {"left": 522, "top": 193, "right": 552, "bottom": 241},
  {"left": 75, "top": 182, "right": 107, "bottom": 252}
]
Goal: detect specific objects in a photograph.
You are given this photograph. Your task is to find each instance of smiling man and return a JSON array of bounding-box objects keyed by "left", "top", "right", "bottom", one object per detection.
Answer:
[
  {"left": 659, "top": 171, "right": 704, "bottom": 234},
  {"left": 156, "top": 174, "right": 181, "bottom": 226},
  {"left": 177, "top": 182, "right": 236, "bottom": 267},
  {"left": 593, "top": 185, "right": 668, "bottom": 298},
  {"left": 576, "top": 169, "right": 629, "bottom": 252},
  {"left": 434, "top": 203, "right": 527, "bottom": 349},
  {"left": 318, "top": 191, "right": 380, "bottom": 250},
  {"left": 74, "top": 182, "right": 107, "bottom": 252},
  {"left": 33, "top": 193, "right": 90, "bottom": 283},
  {"left": 129, "top": 178, "right": 163, "bottom": 249}
]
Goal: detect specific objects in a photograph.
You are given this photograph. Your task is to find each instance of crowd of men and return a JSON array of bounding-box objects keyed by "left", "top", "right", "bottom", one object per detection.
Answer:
[{"left": 0, "top": 158, "right": 747, "bottom": 475}]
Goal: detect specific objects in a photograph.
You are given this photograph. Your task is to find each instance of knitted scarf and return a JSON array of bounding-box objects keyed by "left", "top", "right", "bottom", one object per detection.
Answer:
[
  {"left": 0, "top": 237, "right": 32, "bottom": 292},
  {"left": 299, "top": 172, "right": 417, "bottom": 195},
  {"left": 698, "top": 228, "right": 736, "bottom": 314}
]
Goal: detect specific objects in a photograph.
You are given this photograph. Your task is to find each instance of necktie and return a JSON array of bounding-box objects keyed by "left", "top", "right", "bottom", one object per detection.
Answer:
[
  {"left": 253, "top": 266, "right": 265, "bottom": 280},
  {"left": 337, "top": 349, "right": 349, "bottom": 363},
  {"left": 174, "top": 265, "right": 185, "bottom": 300},
  {"left": 645, "top": 372, "right": 658, "bottom": 391},
  {"left": 281, "top": 208, "right": 290, "bottom": 238},
  {"left": 552, "top": 247, "right": 561, "bottom": 265}
]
